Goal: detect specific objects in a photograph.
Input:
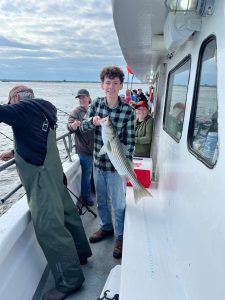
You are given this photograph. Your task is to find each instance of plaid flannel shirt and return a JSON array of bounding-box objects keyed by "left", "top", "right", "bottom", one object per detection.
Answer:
[{"left": 80, "top": 97, "right": 135, "bottom": 171}]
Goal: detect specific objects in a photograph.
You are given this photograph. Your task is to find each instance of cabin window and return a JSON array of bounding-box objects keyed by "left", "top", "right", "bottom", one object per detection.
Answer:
[
  {"left": 188, "top": 36, "right": 218, "bottom": 168},
  {"left": 163, "top": 56, "right": 191, "bottom": 141}
]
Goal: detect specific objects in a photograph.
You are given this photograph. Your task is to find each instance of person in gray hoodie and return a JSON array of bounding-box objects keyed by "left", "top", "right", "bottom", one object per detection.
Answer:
[{"left": 67, "top": 89, "right": 95, "bottom": 206}]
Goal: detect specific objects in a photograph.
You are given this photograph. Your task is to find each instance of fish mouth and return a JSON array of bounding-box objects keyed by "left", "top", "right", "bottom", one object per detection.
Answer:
[{"left": 99, "top": 116, "right": 109, "bottom": 125}]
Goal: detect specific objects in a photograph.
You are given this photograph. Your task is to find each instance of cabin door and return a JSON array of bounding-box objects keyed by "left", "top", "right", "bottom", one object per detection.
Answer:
[{"left": 151, "top": 64, "right": 167, "bottom": 181}]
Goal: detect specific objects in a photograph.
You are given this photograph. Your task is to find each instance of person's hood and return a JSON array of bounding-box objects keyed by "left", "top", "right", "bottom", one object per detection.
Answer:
[
  {"left": 23, "top": 98, "right": 57, "bottom": 125},
  {"left": 77, "top": 105, "right": 88, "bottom": 113}
]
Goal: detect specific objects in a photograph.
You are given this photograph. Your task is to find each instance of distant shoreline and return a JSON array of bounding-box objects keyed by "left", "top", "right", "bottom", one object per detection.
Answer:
[
  {"left": 0, "top": 79, "right": 143, "bottom": 84},
  {"left": 0, "top": 79, "right": 101, "bottom": 83}
]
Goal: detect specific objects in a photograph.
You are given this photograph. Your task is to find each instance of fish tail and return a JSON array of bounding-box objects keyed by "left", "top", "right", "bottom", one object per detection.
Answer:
[{"left": 133, "top": 185, "right": 152, "bottom": 203}]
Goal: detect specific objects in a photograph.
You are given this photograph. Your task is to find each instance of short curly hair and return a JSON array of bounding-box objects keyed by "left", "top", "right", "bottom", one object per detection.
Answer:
[{"left": 100, "top": 66, "right": 124, "bottom": 83}]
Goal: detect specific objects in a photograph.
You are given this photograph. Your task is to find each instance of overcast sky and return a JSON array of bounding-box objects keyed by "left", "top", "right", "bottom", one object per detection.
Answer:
[{"left": 0, "top": 0, "right": 127, "bottom": 81}]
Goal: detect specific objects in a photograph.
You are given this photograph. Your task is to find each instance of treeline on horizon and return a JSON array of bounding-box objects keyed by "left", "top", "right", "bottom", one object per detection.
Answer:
[
  {"left": 0, "top": 79, "right": 144, "bottom": 84},
  {"left": 1, "top": 79, "right": 100, "bottom": 83}
]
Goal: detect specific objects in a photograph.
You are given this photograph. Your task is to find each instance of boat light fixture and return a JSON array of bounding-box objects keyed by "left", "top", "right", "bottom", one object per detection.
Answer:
[
  {"left": 164, "top": 0, "right": 215, "bottom": 16},
  {"left": 165, "top": 0, "right": 198, "bottom": 12}
]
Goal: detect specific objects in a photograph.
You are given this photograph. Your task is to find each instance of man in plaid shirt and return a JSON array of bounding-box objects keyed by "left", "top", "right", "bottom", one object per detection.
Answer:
[{"left": 80, "top": 66, "right": 135, "bottom": 258}]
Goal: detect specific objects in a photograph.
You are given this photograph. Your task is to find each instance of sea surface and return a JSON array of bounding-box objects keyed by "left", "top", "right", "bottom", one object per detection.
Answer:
[{"left": 0, "top": 81, "right": 150, "bottom": 215}]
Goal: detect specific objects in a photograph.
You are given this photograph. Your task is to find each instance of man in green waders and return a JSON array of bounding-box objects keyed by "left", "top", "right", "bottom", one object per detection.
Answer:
[{"left": 0, "top": 85, "right": 92, "bottom": 300}]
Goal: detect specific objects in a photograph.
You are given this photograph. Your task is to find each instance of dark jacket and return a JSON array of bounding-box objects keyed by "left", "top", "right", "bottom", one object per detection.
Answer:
[
  {"left": 67, "top": 106, "right": 94, "bottom": 156},
  {"left": 0, "top": 99, "right": 57, "bottom": 165},
  {"left": 137, "top": 92, "right": 148, "bottom": 102}
]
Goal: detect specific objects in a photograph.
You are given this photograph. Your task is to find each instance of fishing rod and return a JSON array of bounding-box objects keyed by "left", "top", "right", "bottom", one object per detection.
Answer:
[
  {"left": 57, "top": 108, "right": 92, "bottom": 147},
  {"left": 57, "top": 108, "right": 76, "bottom": 120},
  {"left": 0, "top": 131, "right": 13, "bottom": 141},
  {"left": 63, "top": 174, "right": 96, "bottom": 217},
  {"left": 67, "top": 186, "right": 97, "bottom": 218}
]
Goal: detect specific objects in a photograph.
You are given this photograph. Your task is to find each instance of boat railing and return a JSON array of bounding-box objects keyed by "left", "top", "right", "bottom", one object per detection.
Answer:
[{"left": 0, "top": 131, "right": 75, "bottom": 205}]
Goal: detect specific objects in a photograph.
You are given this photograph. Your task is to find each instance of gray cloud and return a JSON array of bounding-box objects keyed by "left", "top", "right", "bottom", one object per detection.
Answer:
[
  {"left": 0, "top": 36, "right": 43, "bottom": 50},
  {"left": 0, "top": 0, "right": 126, "bottom": 81}
]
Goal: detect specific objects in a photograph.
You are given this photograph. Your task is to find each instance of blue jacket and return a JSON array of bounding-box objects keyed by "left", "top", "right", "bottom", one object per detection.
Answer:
[{"left": 0, "top": 98, "right": 57, "bottom": 165}]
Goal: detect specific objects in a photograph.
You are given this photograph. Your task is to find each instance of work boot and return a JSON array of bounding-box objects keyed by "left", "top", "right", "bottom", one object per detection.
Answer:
[
  {"left": 89, "top": 228, "right": 114, "bottom": 243},
  {"left": 79, "top": 256, "right": 88, "bottom": 265},
  {"left": 86, "top": 195, "right": 94, "bottom": 206},
  {"left": 42, "top": 288, "right": 67, "bottom": 300},
  {"left": 42, "top": 284, "right": 83, "bottom": 300},
  {"left": 113, "top": 240, "right": 123, "bottom": 259}
]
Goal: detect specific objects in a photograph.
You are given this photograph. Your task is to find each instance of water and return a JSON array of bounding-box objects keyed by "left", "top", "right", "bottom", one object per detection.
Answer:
[{"left": 0, "top": 81, "right": 150, "bottom": 215}]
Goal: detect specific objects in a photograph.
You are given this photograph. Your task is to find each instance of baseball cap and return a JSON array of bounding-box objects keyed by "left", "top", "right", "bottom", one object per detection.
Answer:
[
  {"left": 8, "top": 85, "right": 34, "bottom": 104},
  {"left": 75, "top": 89, "right": 90, "bottom": 98},
  {"left": 134, "top": 101, "right": 148, "bottom": 109}
]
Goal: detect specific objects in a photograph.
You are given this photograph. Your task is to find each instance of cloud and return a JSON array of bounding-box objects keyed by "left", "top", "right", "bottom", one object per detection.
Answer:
[{"left": 0, "top": 0, "right": 126, "bottom": 80}]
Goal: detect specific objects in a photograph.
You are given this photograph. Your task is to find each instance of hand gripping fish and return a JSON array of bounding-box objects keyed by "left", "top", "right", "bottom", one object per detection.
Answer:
[{"left": 99, "top": 116, "right": 152, "bottom": 203}]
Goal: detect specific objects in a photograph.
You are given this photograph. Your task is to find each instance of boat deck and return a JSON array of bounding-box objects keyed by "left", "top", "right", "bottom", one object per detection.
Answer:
[{"left": 33, "top": 196, "right": 121, "bottom": 300}]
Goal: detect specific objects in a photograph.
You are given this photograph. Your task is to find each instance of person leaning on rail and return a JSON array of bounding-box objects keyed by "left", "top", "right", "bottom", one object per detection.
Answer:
[{"left": 0, "top": 85, "right": 92, "bottom": 300}]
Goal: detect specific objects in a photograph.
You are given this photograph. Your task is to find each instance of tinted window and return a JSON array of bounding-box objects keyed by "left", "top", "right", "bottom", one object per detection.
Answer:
[
  {"left": 188, "top": 37, "right": 218, "bottom": 168},
  {"left": 164, "top": 56, "right": 191, "bottom": 141}
]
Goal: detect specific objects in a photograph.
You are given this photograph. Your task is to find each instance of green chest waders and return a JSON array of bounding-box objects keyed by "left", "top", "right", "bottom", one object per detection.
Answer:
[{"left": 15, "top": 129, "right": 92, "bottom": 293}]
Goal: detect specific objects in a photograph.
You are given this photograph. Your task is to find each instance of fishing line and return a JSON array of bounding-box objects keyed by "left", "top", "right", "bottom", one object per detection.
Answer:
[
  {"left": 57, "top": 108, "right": 76, "bottom": 120},
  {"left": 57, "top": 108, "right": 90, "bottom": 146},
  {"left": 0, "top": 131, "right": 13, "bottom": 141}
]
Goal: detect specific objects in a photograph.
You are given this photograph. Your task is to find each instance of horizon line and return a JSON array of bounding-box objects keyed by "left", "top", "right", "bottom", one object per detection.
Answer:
[{"left": 0, "top": 79, "right": 145, "bottom": 84}]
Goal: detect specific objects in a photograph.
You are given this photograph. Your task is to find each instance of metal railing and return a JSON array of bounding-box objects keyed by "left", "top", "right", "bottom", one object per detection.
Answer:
[{"left": 0, "top": 132, "right": 75, "bottom": 204}]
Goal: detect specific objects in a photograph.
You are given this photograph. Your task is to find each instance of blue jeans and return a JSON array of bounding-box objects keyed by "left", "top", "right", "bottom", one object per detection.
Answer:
[
  {"left": 93, "top": 167, "right": 126, "bottom": 240},
  {"left": 78, "top": 154, "right": 93, "bottom": 198}
]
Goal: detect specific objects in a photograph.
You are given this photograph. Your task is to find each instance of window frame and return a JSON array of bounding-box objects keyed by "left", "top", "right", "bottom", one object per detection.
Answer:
[
  {"left": 163, "top": 55, "right": 191, "bottom": 142},
  {"left": 187, "top": 35, "right": 218, "bottom": 169}
]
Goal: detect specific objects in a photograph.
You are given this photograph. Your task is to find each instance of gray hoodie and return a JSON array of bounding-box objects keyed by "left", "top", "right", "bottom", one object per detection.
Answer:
[{"left": 67, "top": 106, "right": 94, "bottom": 156}]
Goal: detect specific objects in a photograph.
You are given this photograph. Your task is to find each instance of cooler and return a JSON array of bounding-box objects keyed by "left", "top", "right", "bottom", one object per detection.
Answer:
[{"left": 127, "top": 157, "right": 152, "bottom": 188}]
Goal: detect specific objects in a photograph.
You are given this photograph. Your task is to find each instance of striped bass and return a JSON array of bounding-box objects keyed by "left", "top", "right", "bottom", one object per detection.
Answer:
[{"left": 99, "top": 116, "right": 152, "bottom": 203}]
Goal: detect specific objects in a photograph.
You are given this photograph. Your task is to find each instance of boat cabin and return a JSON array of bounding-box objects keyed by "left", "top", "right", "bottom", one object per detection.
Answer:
[{"left": 111, "top": 0, "right": 223, "bottom": 299}]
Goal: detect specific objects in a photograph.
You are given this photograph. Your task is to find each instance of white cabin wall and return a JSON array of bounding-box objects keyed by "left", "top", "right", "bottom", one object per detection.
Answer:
[{"left": 156, "top": 0, "right": 225, "bottom": 298}]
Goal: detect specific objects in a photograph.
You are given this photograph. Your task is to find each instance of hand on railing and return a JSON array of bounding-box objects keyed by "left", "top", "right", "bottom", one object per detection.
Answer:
[{"left": 0, "top": 150, "right": 14, "bottom": 161}]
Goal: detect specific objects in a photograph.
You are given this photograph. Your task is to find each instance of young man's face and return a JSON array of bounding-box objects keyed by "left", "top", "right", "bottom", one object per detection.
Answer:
[{"left": 101, "top": 77, "right": 123, "bottom": 99}]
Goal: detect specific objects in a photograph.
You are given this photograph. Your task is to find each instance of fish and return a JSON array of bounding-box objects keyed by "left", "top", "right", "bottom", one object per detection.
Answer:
[{"left": 99, "top": 116, "right": 152, "bottom": 203}]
